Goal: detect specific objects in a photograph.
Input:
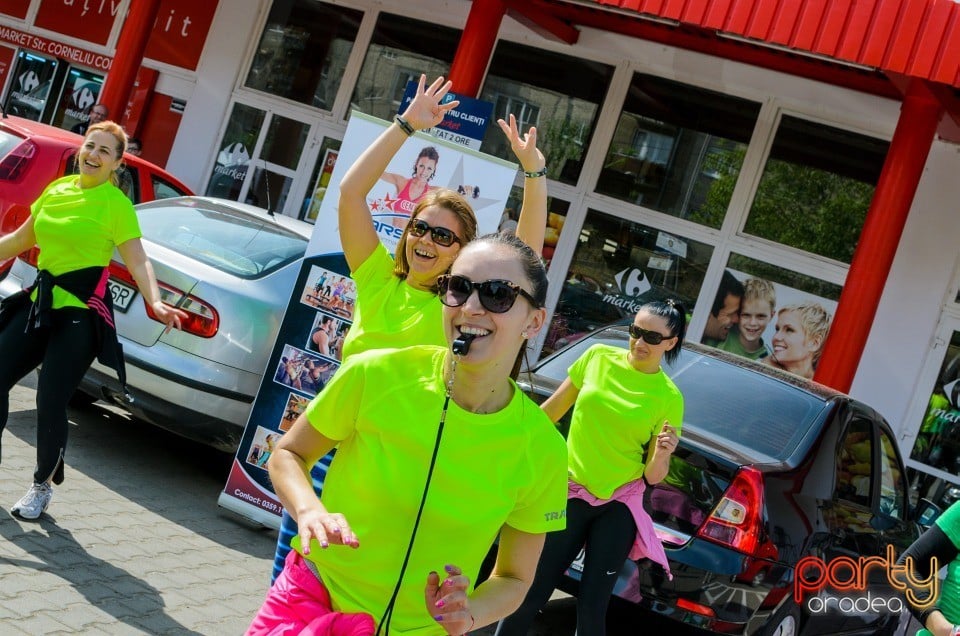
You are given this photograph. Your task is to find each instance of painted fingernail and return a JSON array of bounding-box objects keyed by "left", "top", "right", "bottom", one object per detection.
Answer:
[
  {"left": 444, "top": 579, "right": 453, "bottom": 587},
  {"left": 320, "top": 540, "right": 328, "bottom": 548},
  {"left": 436, "top": 600, "right": 445, "bottom": 608},
  {"left": 444, "top": 564, "right": 455, "bottom": 573},
  {"left": 434, "top": 615, "right": 444, "bottom": 622},
  {"left": 331, "top": 526, "right": 341, "bottom": 533}
]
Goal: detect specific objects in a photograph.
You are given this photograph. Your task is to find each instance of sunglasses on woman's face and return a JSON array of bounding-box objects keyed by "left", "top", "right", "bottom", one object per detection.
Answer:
[
  {"left": 437, "top": 274, "right": 540, "bottom": 314},
  {"left": 407, "top": 218, "right": 461, "bottom": 247},
  {"left": 629, "top": 324, "right": 672, "bottom": 345}
]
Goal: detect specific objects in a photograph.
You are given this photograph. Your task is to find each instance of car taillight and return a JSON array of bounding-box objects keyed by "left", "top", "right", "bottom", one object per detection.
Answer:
[
  {"left": 109, "top": 262, "right": 219, "bottom": 338},
  {"left": 697, "top": 465, "right": 764, "bottom": 554},
  {"left": 0, "top": 140, "right": 37, "bottom": 181}
]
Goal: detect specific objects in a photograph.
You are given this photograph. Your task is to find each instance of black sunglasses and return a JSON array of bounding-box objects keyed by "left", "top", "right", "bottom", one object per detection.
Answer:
[
  {"left": 629, "top": 324, "right": 673, "bottom": 345},
  {"left": 437, "top": 274, "right": 540, "bottom": 314},
  {"left": 407, "top": 219, "right": 461, "bottom": 247}
]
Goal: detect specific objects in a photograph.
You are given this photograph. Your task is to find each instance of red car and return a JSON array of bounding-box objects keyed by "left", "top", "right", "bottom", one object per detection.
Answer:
[{"left": 0, "top": 113, "right": 193, "bottom": 275}]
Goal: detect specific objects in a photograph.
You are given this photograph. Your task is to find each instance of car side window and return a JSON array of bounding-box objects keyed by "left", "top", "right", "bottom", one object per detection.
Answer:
[
  {"left": 151, "top": 175, "right": 189, "bottom": 200},
  {"left": 65, "top": 151, "right": 139, "bottom": 203},
  {"left": 836, "top": 419, "right": 873, "bottom": 507},
  {"left": 877, "top": 428, "right": 906, "bottom": 519},
  {"left": 118, "top": 165, "right": 140, "bottom": 202}
]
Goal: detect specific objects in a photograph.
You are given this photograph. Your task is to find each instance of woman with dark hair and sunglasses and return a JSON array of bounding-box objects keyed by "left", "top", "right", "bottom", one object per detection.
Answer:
[
  {"left": 268, "top": 74, "right": 549, "bottom": 582},
  {"left": 248, "top": 233, "right": 568, "bottom": 635},
  {"left": 497, "top": 300, "right": 687, "bottom": 636}
]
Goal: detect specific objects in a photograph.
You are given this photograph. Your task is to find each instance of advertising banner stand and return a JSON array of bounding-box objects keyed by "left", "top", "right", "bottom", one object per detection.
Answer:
[{"left": 218, "top": 112, "right": 516, "bottom": 528}]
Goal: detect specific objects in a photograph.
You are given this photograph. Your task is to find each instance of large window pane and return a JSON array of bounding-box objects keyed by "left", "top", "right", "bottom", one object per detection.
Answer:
[
  {"left": 543, "top": 209, "right": 712, "bottom": 356},
  {"left": 351, "top": 14, "right": 460, "bottom": 121},
  {"left": 206, "top": 104, "right": 265, "bottom": 200},
  {"left": 911, "top": 331, "right": 960, "bottom": 475},
  {"left": 500, "top": 186, "right": 569, "bottom": 269},
  {"left": 701, "top": 254, "right": 841, "bottom": 378},
  {"left": 479, "top": 41, "right": 613, "bottom": 185},
  {"left": 245, "top": 1, "right": 362, "bottom": 110},
  {"left": 743, "top": 116, "right": 888, "bottom": 262},
  {"left": 598, "top": 74, "right": 760, "bottom": 227}
]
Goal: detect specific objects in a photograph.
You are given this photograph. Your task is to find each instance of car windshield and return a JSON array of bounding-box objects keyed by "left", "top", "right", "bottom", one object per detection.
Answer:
[
  {"left": 534, "top": 327, "right": 827, "bottom": 462},
  {"left": 136, "top": 203, "right": 308, "bottom": 279}
]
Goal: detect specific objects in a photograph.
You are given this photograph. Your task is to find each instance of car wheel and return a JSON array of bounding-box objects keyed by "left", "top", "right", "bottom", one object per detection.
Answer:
[{"left": 758, "top": 601, "right": 802, "bottom": 636}]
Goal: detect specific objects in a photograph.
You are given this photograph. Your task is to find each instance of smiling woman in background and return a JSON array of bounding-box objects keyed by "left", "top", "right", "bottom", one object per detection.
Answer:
[
  {"left": 0, "top": 121, "right": 185, "bottom": 520},
  {"left": 764, "top": 302, "right": 831, "bottom": 379},
  {"left": 497, "top": 299, "right": 687, "bottom": 636}
]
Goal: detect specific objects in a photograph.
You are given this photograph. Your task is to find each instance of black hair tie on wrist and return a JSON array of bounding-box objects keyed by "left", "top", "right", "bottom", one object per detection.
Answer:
[
  {"left": 394, "top": 116, "right": 415, "bottom": 136},
  {"left": 523, "top": 167, "right": 547, "bottom": 178}
]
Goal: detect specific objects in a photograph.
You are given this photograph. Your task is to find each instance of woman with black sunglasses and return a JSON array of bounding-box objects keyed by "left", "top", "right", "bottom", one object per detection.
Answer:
[
  {"left": 497, "top": 300, "right": 687, "bottom": 636},
  {"left": 268, "top": 74, "right": 549, "bottom": 583},
  {"left": 249, "top": 233, "right": 568, "bottom": 635}
]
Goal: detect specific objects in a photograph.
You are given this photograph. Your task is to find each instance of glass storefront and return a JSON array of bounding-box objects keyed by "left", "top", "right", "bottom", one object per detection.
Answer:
[
  {"left": 4, "top": 51, "right": 59, "bottom": 122},
  {"left": 911, "top": 331, "right": 960, "bottom": 475},
  {"left": 244, "top": 0, "right": 362, "bottom": 111},
  {"left": 206, "top": 103, "right": 265, "bottom": 201},
  {"left": 542, "top": 209, "right": 712, "bottom": 356},
  {"left": 350, "top": 14, "right": 460, "bottom": 121},
  {"left": 597, "top": 74, "right": 760, "bottom": 227},
  {"left": 742, "top": 116, "right": 888, "bottom": 263},
  {"left": 479, "top": 40, "right": 613, "bottom": 185}
]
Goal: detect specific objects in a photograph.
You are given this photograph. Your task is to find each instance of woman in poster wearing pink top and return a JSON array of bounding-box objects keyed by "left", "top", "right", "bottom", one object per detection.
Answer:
[{"left": 380, "top": 145, "right": 441, "bottom": 225}]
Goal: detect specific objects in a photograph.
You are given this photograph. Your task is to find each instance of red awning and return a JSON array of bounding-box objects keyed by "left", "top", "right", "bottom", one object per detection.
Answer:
[{"left": 594, "top": 0, "right": 960, "bottom": 89}]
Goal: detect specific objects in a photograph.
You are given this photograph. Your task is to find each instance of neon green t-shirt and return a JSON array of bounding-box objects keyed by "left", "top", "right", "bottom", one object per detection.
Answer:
[
  {"left": 340, "top": 242, "right": 445, "bottom": 359},
  {"left": 566, "top": 344, "right": 684, "bottom": 499},
  {"left": 30, "top": 176, "right": 140, "bottom": 309},
  {"left": 298, "top": 345, "right": 568, "bottom": 635}
]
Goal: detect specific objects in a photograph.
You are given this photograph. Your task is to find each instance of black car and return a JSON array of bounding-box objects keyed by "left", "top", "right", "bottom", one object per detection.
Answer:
[{"left": 518, "top": 325, "right": 935, "bottom": 635}]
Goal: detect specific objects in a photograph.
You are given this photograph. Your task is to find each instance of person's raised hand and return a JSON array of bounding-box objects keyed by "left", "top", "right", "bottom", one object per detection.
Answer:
[
  {"left": 497, "top": 113, "right": 545, "bottom": 174},
  {"left": 425, "top": 564, "right": 474, "bottom": 635},
  {"left": 401, "top": 75, "right": 460, "bottom": 131},
  {"left": 297, "top": 508, "right": 360, "bottom": 555}
]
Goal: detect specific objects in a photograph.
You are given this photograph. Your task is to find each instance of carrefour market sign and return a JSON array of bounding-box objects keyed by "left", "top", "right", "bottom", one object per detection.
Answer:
[{"left": 0, "top": 26, "right": 112, "bottom": 71}]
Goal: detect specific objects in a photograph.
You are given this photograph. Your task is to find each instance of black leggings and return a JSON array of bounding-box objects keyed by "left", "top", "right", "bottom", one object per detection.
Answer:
[
  {"left": 496, "top": 497, "right": 636, "bottom": 636},
  {"left": 0, "top": 301, "right": 98, "bottom": 484}
]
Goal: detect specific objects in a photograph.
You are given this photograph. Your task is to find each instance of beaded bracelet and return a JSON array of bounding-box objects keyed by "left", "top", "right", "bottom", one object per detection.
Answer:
[
  {"left": 394, "top": 115, "right": 415, "bottom": 136},
  {"left": 523, "top": 167, "right": 547, "bottom": 178}
]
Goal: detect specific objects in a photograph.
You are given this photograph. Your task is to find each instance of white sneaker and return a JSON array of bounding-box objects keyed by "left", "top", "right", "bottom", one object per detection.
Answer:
[{"left": 11, "top": 482, "right": 53, "bottom": 520}]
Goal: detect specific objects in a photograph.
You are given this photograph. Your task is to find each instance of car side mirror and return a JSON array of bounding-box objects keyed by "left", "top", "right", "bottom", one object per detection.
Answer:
[{"left": 913, "top": 498, "right": 942, "bottom": 528}]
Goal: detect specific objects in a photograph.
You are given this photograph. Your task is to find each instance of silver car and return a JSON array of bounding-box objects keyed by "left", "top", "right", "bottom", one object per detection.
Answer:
[{"left": 0, "top": 197, "right": 312, "bottom": 451}]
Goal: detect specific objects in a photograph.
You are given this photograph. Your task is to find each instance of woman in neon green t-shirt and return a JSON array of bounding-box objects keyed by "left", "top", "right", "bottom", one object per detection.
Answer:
[
  {"left": 249, "top": 233, "right": 569, "bottom": 635},
  {"left": 499, "top": 300, "right": 687, "bottom": 636},
  {"left": 0, "top": 121, "right": 186, "bottom": 521},
  {"left": 271, "top": 74, "right": 550, "bottom": 581}
]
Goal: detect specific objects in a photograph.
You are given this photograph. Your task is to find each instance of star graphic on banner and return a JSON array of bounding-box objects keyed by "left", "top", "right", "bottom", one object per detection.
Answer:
[
  {"left": 370, "top": 199, "right": 382, "bottom": 212},
  {"left": 442, "top": 156, "right": 501, "bottom": 214}
]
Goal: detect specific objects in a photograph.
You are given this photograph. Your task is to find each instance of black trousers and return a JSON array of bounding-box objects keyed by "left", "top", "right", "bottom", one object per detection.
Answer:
[
  {"left": 496, "top": 497, "right": 636, "bottom": 636},
  {"left": 0, "top": 301, "right": 98, "bottom": 484}
]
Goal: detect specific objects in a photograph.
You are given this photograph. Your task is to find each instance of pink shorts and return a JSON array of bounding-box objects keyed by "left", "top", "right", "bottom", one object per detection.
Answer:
[{"left": 246, "top": 551, "right": 376, "bottom": 636}]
